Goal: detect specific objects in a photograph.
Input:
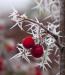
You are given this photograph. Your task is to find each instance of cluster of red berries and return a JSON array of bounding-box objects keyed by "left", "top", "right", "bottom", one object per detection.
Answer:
[{"left": 22, "top": 36, "right": 44, "bottom": 58}]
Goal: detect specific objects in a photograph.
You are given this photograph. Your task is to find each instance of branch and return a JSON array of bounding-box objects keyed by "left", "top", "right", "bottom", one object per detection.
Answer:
[
  {"left": 23, "top": 18, "right": 64, "bottom": 50},
  {"left": 24, "top": 18, "right": 58, "bottom": 39}
]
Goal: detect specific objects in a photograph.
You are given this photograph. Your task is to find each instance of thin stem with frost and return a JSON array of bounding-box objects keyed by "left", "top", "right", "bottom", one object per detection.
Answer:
[{"left": 22, "top": 18, "right": 63, "bottom": 50}]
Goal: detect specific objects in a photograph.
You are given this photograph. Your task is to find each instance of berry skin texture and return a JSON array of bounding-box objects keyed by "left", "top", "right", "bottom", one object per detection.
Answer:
[
  {"left": 31, "top": 44, "right": 44, "bottom": 58},
  {"left": 22, "top": 36, "right": 35, "bottom": 49}
]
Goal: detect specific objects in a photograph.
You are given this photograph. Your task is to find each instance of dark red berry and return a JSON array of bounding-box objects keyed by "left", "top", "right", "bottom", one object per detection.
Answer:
[
  {"left": 31, "top": 44, "right": 44, "bottom": 58},
  {"left": 22, "top": 36, "right": 35, "bottom": 49}
]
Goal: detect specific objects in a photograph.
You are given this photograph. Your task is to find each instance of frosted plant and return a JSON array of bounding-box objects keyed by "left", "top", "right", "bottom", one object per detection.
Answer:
[
  {"left": 9, "top": 0, "right": 60, "bottom": 73},
  {"left": 42, "top": 0, "right": 60, "bottom": 21},
  {"left": 9, "top": 15, "right": 60, "bottom": 71},
  {"left": 9, "top": 8, "right": 27, "bottom": 30},
  {"left": 10, "top": 43, "right": 31, "bottom": 64},
  {"left": 25, "top": 17, "right": 44, "bottom": 39},
  {"left": 25, "top": 23, "right": 38, "bottom": 38},
  {"left": 9, "top": 15, "right": 60, "bottom": 72},
  {"left": 39, "top": 48, "right": 53, "bottom": 71},
  {"left": 44, "top": 34, "right": 56, "bottom": 46},
  {"left": 47, "top": 22, "right": 60, "bottom": 35},
  {"left": 49, "top": 0, "right": 60, "bottom": 20}
]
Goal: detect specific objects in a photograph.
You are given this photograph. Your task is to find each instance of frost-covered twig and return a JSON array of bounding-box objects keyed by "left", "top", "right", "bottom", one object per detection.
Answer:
[
  {"left": 22, "top": 18, "right": 64, "bottom": 50},
  {"left": 8, "top": 0, "right": 62, "bottom": 72},
  {"left": 10, "top": 43, "right": 31, "bottom": 64}
]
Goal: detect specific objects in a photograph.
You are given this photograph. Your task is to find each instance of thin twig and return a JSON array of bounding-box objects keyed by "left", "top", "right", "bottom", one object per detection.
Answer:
[
  {"left": 22, "top": 18, "right": 64, "bottom": 50},
  {"left": 24, "top": 18, "right": 58, "bottom": 40}
]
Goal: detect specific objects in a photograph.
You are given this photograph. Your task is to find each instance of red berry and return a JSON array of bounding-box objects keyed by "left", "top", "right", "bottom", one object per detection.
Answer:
[
  {"left": 22, "top": 36, "right": 35, "bottom": 49},
  {"left": 0, "top": 57, "right": 5, "bottom": 71},
  {"left": 31, "top": 44, "right": 44, "bottom": 58}
]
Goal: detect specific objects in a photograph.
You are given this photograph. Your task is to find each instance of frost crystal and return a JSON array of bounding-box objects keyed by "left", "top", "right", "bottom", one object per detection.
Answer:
[
  {"left": 47, "top": 22, "right": 60, "bottom": 35},
  {"left": 32, "top": 0, "right": 43, "bottom": 10},
  {"left": 25, "top": 17, "right": 44, "bottom": 39},
  {"left": 10, "top": 43, "right": 31, "bottom": 64},
  {"left": 9, "top": 8, "right": 27, "bottom": 30}
]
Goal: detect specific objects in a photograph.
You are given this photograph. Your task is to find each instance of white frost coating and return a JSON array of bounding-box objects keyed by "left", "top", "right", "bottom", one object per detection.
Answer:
[
  {"left": 9, "top": 8, "right": 27, "bottom": 30},
  {"left": 10, "top": 43, "right": 31, "bottom": 64},
  {"left": 9, "top": 0, "right": 60, "bottom": 72},
  {"left": 32, "top": 0, "right": 43, "bottom": 10},
  {"left": 25, "top": 18, "right": 44, "bottom": 40},
  {"left": 44, "top": 34, "right": 56, "bottom": 46},
  {"left": 47, "top": 22, "right": 60, "bottom": 35}
]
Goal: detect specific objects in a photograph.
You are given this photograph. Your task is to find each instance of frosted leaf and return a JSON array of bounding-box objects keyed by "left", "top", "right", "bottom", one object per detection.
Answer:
[
  {"left": 20, "top": 14, "right": 27, "bottom": 19},
  {"left": 40, "top": 45, "right": 59, "bottom": 71},
  {"left": 9, "top": 8, "right": 19, "bottom": 18},
  {"left": 47, "top": 22, "right": 60, "bottom": 35},
  {"left": 45, "top": 61, "right": 51, "bottom": 68},
  {"left": 24, "top": 17, "right": 60, "bottom": 71},
  {"left": 49, "top": 0, "right": 60, "bottom": 20},
  {"left": 44, "top": 34, "right": 56, "bottom": 46},
  {"left": 43, "top": 15, "right": 52, "bottom": 21},
  {"left": 54, "top": 45, "right": 59, "bottom": 55},
  {"left": 42, "top": 0, "right": 60, "bottom": 21},
  {"left": 10, "top": 43, "right": 31, "bottom": 64},
  {"left": 9, "top": 0, "right": 60, "bottom": 71},
  {"left": 17, "top": 43, "right": 32, "bottom": 57},
  {"left": 9, "top": 8, "right": 19, "bottom": 22},
  {"left": 9, "top": 9, "right": 27, "bottom": 30},
  {"left": 55, "top": 59, "right": 59, "bottom": 64},
  {"left": 48, "top": 0, "right": 60, "bottom": 6},
  {"left": 35, "top": 61, "right": 48, "bottom": 71},
  {"left": 33, "top": 0, "right": 43, "bottom": 9},
  {"left": 42, "top": 52, "right": 52, "bottom": 70},
  {"left": 25, "top": 23, "right": 38, "bottom": 38},
  {"left": 32, "top": 0, "right": 50, "bottom": 19},
  {"left": 36, "top": 48, "right": 53, "bottom": 71},
  {"left": 43, "top": 50, "right": 52, "bottom": 63},
  {"left": 10, "top": 21, "right": 23, "bottom": 31},
  {"left": 25, "top": 18, "right": 44, "bottom": 39}
]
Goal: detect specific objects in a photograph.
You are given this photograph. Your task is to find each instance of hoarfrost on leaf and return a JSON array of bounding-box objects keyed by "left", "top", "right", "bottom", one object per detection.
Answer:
[
  {"left": 9, "top": 9, "right": 27, "bottom": 31},
  {"left": 10, "top": 43, "right": 31, "bottom": 64},
  {"left": 33, "top": 0, "right": 43, "bottom": 10},
  {"left": 9, "top": 0, "right": 60, "bottom": 72},
  {"left": 44, "top": 34, "right": 56, "bottom": 46}
]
